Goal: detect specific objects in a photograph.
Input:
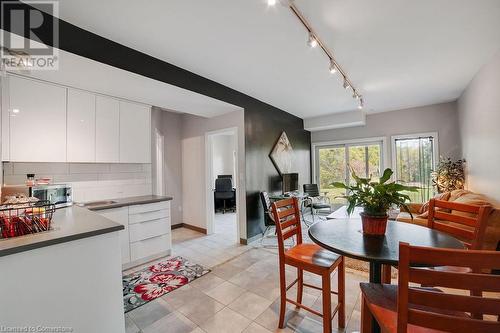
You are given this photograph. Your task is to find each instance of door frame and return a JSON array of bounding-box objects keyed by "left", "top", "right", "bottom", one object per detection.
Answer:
[{"left": 205, "top": 126, "right": 240, "bottom": 238}]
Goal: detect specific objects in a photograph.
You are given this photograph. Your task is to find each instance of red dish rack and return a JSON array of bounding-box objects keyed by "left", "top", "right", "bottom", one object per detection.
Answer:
[{"left": 0, "top": 201, "right": 56, "bottom": 239}]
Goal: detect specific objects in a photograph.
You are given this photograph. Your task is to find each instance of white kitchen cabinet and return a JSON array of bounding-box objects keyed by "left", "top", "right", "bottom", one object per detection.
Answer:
[
  {"left": 97, "top": 207, "right": 131, "bottom": 265},
  {"left": 119, "top": 101, "right": 151, "bottom": 163},
  {"left": 128, "top": 201, "right": 171, "bottom": 264},
  {"left": 95, "top": 95, "right": 120, "bottom": 163},
  {"left": 67, "top": 89, "right": 96, "bottom": 162},
  {"left": 8, "top": 76, "right": 67, "bottom": 162}
]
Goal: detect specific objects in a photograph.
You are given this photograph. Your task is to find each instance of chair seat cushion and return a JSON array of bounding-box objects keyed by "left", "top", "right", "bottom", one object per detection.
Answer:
[
  {"left": 360, "top": 283, "right": 470, "bottom": 333},
  {"left": 285, "top": 243, "right": 341, "bottom": 270}
]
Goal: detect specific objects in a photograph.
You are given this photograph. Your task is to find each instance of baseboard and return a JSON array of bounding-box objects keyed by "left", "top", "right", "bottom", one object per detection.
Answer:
[
  {"left": 171, "top": 223, "right": 183, "bottom": 230},
  {"left": 180, "top": 223, "right": 207, "bottom": 234},
  {"left": 240, "top": 233, "right": 262, "bottom": 245}
]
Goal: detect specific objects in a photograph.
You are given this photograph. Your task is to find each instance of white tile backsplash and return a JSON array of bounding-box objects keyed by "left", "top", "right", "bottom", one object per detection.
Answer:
[{"left": 2, "top": 162, "right": 152, "bottom": 202}]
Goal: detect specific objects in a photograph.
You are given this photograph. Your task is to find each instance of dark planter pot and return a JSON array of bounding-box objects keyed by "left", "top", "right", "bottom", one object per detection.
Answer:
[{"left": 360, "top": 212, "right": 389, "bottom": 236}]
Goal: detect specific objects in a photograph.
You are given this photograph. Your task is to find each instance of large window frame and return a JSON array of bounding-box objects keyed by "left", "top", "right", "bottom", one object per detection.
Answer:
[{"left": 312, "top": 136, "right": 388, "bottom": 189}]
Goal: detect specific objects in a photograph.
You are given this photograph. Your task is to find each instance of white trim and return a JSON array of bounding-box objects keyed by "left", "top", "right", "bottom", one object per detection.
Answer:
[
  {"left": 390, "top": 131, "right": 439, "bottom": 175},
  {"left": 205, "top": 127, "right": 240, "bottom": 240},
  {"left": 311, "top": 136, "right": 388, "bottom": 185}
]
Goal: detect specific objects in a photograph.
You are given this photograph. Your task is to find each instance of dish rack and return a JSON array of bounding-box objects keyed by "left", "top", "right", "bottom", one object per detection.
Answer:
[{"left": 0, "top": 200, "right": 56, "bottom": 239}]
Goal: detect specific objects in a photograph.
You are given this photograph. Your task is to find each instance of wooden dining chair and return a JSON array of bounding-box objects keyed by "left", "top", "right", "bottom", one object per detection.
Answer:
[
  {"left": 271, "top": 197, "right": 345, "bottom": 333},
  {"left": 381, "top": 198, "right": 492, "bottom": 283},
  {"left": 361, "top": 242, "right": 500, "bottom": 333},
  {"left": 427, "top": 198, "right": 491, "bottom": 250}
]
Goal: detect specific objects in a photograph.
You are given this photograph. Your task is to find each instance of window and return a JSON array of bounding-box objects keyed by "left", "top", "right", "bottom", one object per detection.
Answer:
[
  {"left": 314, "top": 139, "right": 384, "bottom": 208},
  {"left": 392, "top": 133, "right": 438, "bottom": 202}
]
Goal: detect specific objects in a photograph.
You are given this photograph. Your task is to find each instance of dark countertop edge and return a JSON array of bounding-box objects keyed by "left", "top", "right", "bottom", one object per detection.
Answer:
[
  {"left": 0, "top": 224, "right": 124, "bottom": 258},
  {"left": 87, "top": 196, "right": 173, "bottom": 211}
]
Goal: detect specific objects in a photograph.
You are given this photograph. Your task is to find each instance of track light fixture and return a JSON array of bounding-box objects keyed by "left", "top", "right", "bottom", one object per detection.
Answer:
[
  {"left": 329, "top": 60, "right": 337, "bottom": 74},
  {"left": 273, "top": 1, "right": 364, "bottom": 110},
  {"left": 307, "top": 33, "right": 318, "bottom": 48}
]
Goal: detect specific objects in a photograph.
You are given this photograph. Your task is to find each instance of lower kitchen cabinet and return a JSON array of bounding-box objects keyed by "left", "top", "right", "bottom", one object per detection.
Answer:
[
  {"left": 97, "top": 201, "right": 171, "bottom": 269},
  {"left": 97, "top": 207, "right": 130, "bottom": 265}
]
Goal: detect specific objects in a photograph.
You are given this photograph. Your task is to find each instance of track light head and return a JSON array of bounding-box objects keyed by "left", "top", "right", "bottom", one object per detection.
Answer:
[
  {"left": 343, "top": 78, "right": 350, "bottom": 90},
  {"left": 329, "top": 60, "right": 337, "bottom": 74},
  {"left": 307, "top": 33, "right": 318, "bottom": 48},
  {"left": 358, "top": 97, "right": 364, "bottom": 109}
]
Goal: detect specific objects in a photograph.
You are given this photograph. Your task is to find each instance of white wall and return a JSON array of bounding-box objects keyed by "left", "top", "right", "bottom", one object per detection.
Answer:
[
  {"left": 311, "top": 102, "right": 462, "bottom": 167},
  {"left": 181, "top": 110, "right": 246, "bottom": 240},
  {"left": 458, "top": 51, "right": 500, "bottom": 203},
  {"left": 211, "top": 134, "right": 235, "bottom": 186},
  {"left": 151, "top": 107, "right": 183, "bottom": 226}
]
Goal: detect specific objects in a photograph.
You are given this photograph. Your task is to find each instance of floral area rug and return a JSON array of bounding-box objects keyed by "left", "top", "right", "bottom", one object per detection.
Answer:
[{"left": 123, "top": 256, "right": 210, "bottom": 313}]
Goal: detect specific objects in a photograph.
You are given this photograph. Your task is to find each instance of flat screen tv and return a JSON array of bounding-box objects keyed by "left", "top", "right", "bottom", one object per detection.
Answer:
[{"left": 282, "top": 173, "right": 299, "bottom": 194}]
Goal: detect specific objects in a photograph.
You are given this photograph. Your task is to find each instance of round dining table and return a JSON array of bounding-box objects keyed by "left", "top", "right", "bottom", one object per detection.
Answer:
[{"left": 308, "top": 218, "right": 465, "bottom": 284}]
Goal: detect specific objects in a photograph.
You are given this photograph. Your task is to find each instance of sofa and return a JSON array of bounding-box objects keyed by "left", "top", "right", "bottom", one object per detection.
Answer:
[{"left": 396, "top": 189, "right": 500, "bottom": 251}]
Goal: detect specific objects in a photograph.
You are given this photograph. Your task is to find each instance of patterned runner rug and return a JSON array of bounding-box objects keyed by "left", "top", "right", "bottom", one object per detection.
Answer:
[{"left": 123, "top": 256, "right": 209, "bottom": 313}]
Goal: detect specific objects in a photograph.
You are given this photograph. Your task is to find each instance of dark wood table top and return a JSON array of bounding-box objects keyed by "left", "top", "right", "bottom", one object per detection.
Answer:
[{"left": 308, "top": 219, "right": 465, "bottom": 266}]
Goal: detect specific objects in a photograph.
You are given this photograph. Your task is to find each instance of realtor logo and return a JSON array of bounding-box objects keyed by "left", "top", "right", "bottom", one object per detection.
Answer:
[{"left": 1, "top": 0, "right": 59, "bottom": 70}]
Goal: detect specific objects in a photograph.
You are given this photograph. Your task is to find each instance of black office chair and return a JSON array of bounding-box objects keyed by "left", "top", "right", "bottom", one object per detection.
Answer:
[
  {"left": 303, "top": 184, "right": 332, "bottom": 222},
  {"left": 214, "top": 178, "right": 236, "bottom": 214}
]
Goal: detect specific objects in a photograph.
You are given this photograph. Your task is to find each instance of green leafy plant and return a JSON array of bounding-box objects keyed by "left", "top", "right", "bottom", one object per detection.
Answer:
[
  {"left": 431, "top": 158, "right": 466, "bottom": 193},
  {"left": 332, "top": 168, "right": 419, "bottom": 217}
]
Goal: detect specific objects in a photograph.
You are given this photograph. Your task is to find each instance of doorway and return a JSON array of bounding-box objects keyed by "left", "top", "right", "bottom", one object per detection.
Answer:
[{"left": 205, "top": 127, "right": 239, "bottom": 242}]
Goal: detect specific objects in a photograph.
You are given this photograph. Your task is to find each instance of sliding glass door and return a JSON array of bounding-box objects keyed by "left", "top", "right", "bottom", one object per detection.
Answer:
[{"left": 315, "top": 141, "right": 383, "bottom": 207}]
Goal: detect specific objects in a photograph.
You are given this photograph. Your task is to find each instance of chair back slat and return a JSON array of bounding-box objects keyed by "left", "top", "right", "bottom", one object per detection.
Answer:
[
  {"left": 409, "top": 268, "right": 500, "bottom": 292},
  {"left": 397, "top": 243, "right": 500, "bottom": 333},
  {"left": 408, "top": 289, "right": 500, "bottom": 315},
  {"left": 432, "top": 222, "right": 475, "bottom": 245},
  {"left": 428, "top": 199, "right": 492, "bottom": 249},
  {"left": 271, "top": 198, "right": 303, "bottom": 257},
  {"left": 434, "top": 211, "right": 477, "bottom": 227},
  {"left": 408, "top": 309, "right": 500, "bottom": 333}
]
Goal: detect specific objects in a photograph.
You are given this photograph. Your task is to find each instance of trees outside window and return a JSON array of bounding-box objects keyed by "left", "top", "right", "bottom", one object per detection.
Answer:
[{"left": 316, "top": 141, "right": 382, "bottom": 207}]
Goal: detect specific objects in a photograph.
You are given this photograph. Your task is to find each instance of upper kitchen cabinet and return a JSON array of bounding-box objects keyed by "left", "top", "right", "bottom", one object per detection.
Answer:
[
  {"left": 119, "top": 101, "right": 151, "bottom": 163},
  {"left": 67, "top": 89, "right": 96, "bottom": 162},
  {"left": 8, "top": 76, "right": 67, "bottom": 162},
  {"left": 96, "top": 96, "right": 120, "bottom": 163}
]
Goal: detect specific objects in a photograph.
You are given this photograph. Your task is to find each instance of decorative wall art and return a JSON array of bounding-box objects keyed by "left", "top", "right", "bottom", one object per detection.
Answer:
[{"left": 270, "top": 131, "right": 296, "bottom": 175}]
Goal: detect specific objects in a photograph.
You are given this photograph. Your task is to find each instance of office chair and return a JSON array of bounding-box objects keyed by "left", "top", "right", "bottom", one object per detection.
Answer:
[{"left": 214, "top": 178, "right": 236, "bottom": 213}]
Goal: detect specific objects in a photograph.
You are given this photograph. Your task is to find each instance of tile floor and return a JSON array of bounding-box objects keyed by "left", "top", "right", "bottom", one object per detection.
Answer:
[
  {"left": 214, "top": 212, "right": 238, "bottom": 241},
  {"left": 125, "top": 224, "right": 368, "bottom": 333}
]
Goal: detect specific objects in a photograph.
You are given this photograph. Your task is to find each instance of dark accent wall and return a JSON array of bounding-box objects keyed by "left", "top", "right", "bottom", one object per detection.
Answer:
[
  {"left": 245, "top": 108, "right": 311, "bottom": 239},
  {"left": 3, "top": 1, "right": 311, "bottom": 239}
]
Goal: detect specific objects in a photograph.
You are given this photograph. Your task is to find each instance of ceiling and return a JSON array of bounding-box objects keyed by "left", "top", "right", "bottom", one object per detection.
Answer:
[
  {"left": 3, "top": 32, "right": 242, "bottom": 117},
  {"left": 48, "top": 0, "right": 500, "bottom": 118}
]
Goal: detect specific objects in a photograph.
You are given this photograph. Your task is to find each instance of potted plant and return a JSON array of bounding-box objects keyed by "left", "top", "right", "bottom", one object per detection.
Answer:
[{"left": 332, "top": 168, "right": 418, "bottom": 236}]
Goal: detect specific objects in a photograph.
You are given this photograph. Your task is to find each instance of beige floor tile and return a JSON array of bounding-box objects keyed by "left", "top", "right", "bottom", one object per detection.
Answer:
[
  {"left": 161, "top": 284, "right": 207, "bottom": 310},
  {"left": 242, "top": 322, "right": 273, "bottom": 333},
  {"left": 142, "top": 311, "right": 196, "bottom": 333},
  {"left": 211, "top": 261, "right": 247, "bottom": 280},
  {"left": 190, "top": 273, "right": 225, "bottom": 291},
  {"left": 200, "top": 307, "right": 252, "bottom": 333},
  {"left": 228, "top": 291, "right": 273, "bottom": 320},
  {"left": 127, "top": 297, "right": 172, "bottom": 329},
  {"left": 177, "top": 293, "right": 225, "bottom": 325},
  {"left": 204, "top": 281, "right": 246, "bottom": 305}
]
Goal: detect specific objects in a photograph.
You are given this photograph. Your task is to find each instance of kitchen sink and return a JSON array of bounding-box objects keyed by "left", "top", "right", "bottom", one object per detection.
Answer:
[{"left": 77, "top": 200, "right": 117, "bottom": 207}]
